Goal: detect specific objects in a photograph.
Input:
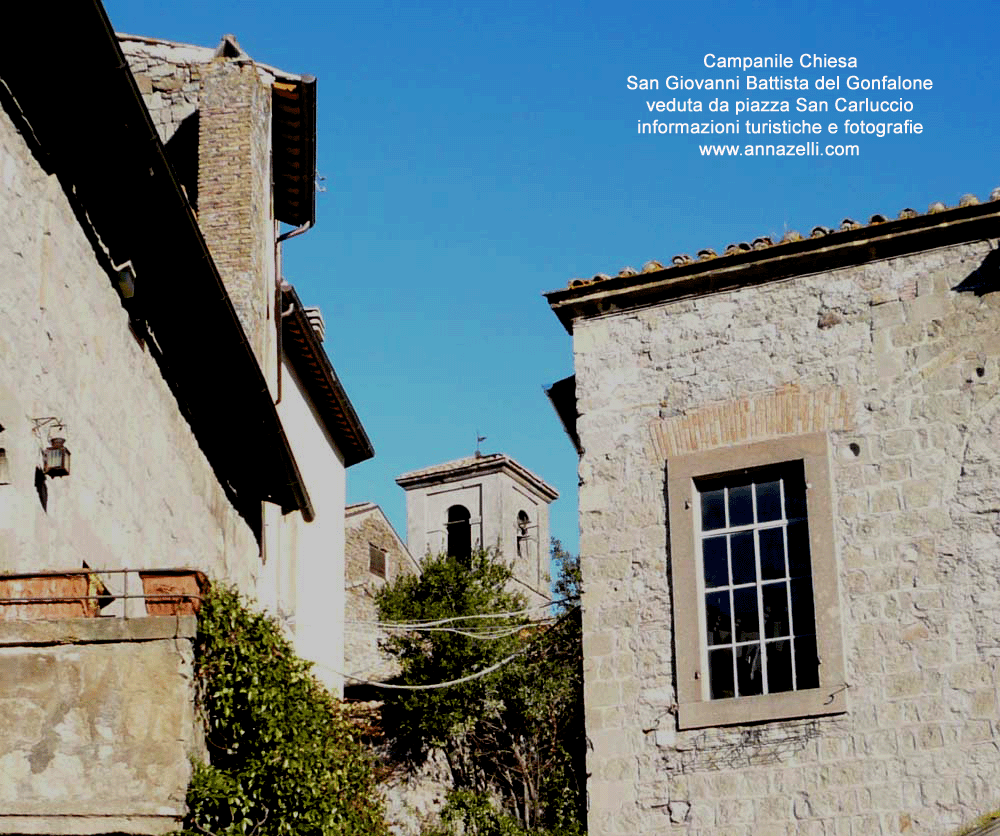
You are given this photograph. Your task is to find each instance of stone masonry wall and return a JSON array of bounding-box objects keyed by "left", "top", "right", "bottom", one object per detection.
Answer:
[
  {"left": 345, "top": 509, "right": 418, "bottom": 682},
  {"left": 0, "top": 96, "right": 259, "bottom": 594},
  {"left": 119, "top": 38, "right": 210, "bottom": 146},
  {"left": 573, "top": 240, "right": 1000, "bottom": 835}
]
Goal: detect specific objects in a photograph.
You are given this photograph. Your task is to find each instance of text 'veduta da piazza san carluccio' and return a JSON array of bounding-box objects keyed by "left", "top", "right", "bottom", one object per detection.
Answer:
[{"left": 628, "top": 54, "right": 933, "bottom": 157}]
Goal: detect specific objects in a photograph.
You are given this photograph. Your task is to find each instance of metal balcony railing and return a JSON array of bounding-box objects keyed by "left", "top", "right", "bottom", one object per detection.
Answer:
[{"left": 0, "top": 567, "right": 207, "bottom": 620}]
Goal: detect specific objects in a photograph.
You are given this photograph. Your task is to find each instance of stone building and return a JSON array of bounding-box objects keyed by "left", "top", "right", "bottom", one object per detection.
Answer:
[
  {"left": 344, "top": 501, "right": 420, "bottom": 684},
  {"left": 0, "top": 3, "right": 370, "bottom": 830},
  {"left": 546, "top": 193, "right": 1000, "bottom": 834},
  {"left": 396, "top": 453, "right": 559, "bottom": 610}
]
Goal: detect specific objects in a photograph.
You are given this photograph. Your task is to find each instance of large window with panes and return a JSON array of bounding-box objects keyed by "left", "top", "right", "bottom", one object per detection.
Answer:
[{"left": 667, "top": 433, "right": 846, "bottom": 729}]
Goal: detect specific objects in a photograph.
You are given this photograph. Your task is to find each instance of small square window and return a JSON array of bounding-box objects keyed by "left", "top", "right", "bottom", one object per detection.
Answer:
[
  {"left": 667, "top": 433, "right": 846, "bottom": 729},
  {"left": 369, "top": 544, "right": 386, "bottom": 579}
]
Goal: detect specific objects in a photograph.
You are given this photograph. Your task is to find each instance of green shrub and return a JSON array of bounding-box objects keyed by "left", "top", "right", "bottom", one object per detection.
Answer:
[
  {"left": 378, "top": 542, "right": 586, "bottom": 834},
  {"left": 182, "top": 586, "right": 389, "bottom": 836}
]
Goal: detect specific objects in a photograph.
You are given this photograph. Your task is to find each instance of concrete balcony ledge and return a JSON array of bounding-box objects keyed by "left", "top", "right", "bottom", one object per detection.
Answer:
[
  {"left": 0, "top": 615, "right": 197, "bottom": 647},
  {"left": 0, "top": 617, "right": 200, "bottom": 835},
  {"left": 0, "top": 812, "right": 185, "bottom": 836}
]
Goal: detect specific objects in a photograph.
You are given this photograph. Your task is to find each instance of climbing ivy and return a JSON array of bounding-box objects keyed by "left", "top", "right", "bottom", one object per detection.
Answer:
[{"left": 182, "top": 586, "right": 389, "bottom": 836}]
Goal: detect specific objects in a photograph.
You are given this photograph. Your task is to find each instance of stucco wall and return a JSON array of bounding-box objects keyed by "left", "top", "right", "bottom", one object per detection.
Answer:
[
  {"left": 402, "top": 468, "right": 553, "bottom": 609},
  {"left": 0, "top": 617, "right": 201, "bottom": 835},
  {"left": 0, "top": 103, "right": 259, "bottom": 594},
  {"left": 572, "top": 240, "right": 1000, "bottom": 834},
  {"left": 275, "top": 357, "right": 347, "bottom": 694}
]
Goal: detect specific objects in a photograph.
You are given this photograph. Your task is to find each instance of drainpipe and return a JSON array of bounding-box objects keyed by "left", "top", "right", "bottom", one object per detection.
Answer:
[
  {"left": 276, "top": 219, "right": 312, "bottom": 244},
  {"left": 275, "top": 288, "right": 297, "bottom": 405},
  {"left": 273, "top": 219, "right": 310, "bottom": 404}
]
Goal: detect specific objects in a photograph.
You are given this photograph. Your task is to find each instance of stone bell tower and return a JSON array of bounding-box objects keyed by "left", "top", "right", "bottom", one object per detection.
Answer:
[{"left": 395, "top": 453, "right": 559, "bottom": 609}]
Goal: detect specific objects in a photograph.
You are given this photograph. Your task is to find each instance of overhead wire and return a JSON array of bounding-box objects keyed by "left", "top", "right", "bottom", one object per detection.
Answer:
[
  {"left": 331, "top": 602, "right": 581, "bottom": 691},
  {"left": 342, "top": 595, "right": 577, "bottom": 631}
]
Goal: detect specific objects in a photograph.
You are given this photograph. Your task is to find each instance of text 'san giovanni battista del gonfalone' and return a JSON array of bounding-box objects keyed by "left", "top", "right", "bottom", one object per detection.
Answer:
[{"left": 627, "top": 54, "right": 933, "bottom": 157}]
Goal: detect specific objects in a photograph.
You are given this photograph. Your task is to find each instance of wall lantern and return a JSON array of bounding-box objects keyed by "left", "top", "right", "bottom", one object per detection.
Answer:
[
  {"left": 43, "top": 437, "right": 71, "bottom": 477},
  {"left": 32, "top": 417, "right": 71, "bottom": 479},
  {"left": 116, "top": 262, "right": 136, "bottom": 300}
]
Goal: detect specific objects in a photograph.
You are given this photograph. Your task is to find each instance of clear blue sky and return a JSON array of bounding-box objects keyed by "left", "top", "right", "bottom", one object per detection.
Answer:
[{"left": 105, "top": 0, "right": 999, "bottom": 556}]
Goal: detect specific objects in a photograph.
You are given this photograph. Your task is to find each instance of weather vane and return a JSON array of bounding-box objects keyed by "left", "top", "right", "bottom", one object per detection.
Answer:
[{"left": 475, "top": 430, "right": 487, "bottom": 458}]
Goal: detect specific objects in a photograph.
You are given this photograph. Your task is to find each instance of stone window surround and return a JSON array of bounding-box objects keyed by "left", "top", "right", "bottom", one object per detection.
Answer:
[{"left": 667, "top": 432, "right": 847, "bottom": 729}]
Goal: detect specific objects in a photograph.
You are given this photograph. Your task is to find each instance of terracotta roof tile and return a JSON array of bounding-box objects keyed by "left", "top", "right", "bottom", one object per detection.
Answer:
[{"left": 561, "top": 187, "right": 1000, "bottom": 290}]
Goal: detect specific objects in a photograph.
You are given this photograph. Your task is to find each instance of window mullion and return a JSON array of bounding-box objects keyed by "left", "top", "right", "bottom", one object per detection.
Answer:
[
  {"left": 781, "top": 477, "right": 799, "bottom": 692},
  {"left": 723, "top": 487, "right": 739, "bottom": 697},
  {"left": 751, "top": 481, "right": 769, "bottom": 696}
]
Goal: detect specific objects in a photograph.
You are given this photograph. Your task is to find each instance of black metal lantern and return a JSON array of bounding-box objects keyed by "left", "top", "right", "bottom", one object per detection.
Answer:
[{"left": 43, "top": 438, "right": 71, "bottom": 477}]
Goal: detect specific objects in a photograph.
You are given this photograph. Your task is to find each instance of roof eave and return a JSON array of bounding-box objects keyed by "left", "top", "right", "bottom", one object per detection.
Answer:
[
  {"left": 3, "top": 0, "right": 315, "bottom": 520},
  {"left": 546, "top": 202, "right": 1000, "bottom": 332},
  {"left": 396, "top": 455, "right": 559, "bottom": 502},
  {"left": 281, "top": 285, "right": 374, "bottom": 467},
  {"left": 273, "top": 75, "right": 316, "bottom": 228}
]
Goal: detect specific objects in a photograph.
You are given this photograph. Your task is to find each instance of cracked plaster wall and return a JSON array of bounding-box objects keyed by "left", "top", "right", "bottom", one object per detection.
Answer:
[{"left": 0, "top": 620, "right": 202, "bottom": 836}]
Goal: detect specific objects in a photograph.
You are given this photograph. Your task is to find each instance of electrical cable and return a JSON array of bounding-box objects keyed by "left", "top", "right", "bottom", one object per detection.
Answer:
[
  {"left": 329, "top": 603, "right": 581, "bottom": 691},
  {"left": 319, "top": 645, "right": 530, "bottom": 691},
  {"left": 343, "top": 596, "right": 577, "bottom": 630}
]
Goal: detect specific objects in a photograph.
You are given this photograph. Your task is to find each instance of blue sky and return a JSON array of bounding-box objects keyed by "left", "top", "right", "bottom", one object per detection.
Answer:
[{"left": 105, "top": 0, "right": 999, "bottom": 556}]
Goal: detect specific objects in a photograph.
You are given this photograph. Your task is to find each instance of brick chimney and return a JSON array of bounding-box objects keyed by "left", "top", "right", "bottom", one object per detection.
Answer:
[{"left": 197, "top": 39, "right": 273, "bottom": 368}]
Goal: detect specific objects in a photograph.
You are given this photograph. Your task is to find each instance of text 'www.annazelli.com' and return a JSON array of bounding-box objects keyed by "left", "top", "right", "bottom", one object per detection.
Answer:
[{"left": 698, "top": 143, "right": 859, "bottom": 157}]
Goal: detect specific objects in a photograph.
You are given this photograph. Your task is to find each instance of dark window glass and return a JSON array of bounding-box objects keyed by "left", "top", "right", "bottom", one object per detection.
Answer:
[
  {"left": 758, "top": 527, "right": 785, "bottom": 579},
  {"left": 786, "top": 522, "right": 811, "bottom": 576},
  {"left": 790, "top": 577, "right": 816, "bottom": 636},
  {"left": 701, "top": 488, "right": 726, "bottom": 531},
  {"left": 762, "top": 582, "right": 790, "bottom": 638},
  {"left": 794, "top": 635, "right": 820, "bottom": 689},
  {"left": 767, "top": 640, "right": 793, "bottom": 693},
  {"left": 756, "top": 479, "right": 782, "bottom": 522},
  {"left": 698, "top": 462, "right": 823, "bottom": 703},
  {"left": 729, "top": 484, "right": 753, "bottom": 527},
  {"left": 705, "top": 591, "right": 732, "bottom": 646},
  {"left": 736, "top": 644, "right": 763, "bottom": 696},
  {"left": 702, "top": 536, "right": 729, "bottom": 588},
  {"left": 709, "top": 647, "right": 735, "bottom": 699},
  {"left": 730, "top": 531, "right": 756, "bottom": 585},
  {"left": 785, "top": 476, "right": 808, "bottom": 519},
  {"left": 733, "top": 587, "right": 760, "bottom": 642}
]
